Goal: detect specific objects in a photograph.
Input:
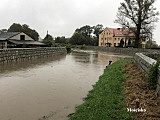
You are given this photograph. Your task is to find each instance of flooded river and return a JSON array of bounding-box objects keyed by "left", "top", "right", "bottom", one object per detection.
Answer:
[{"left": 0, "top": 50, "right": 131, "bottom": 120}]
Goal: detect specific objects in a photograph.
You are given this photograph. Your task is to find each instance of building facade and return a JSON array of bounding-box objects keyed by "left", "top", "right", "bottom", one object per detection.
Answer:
[{"left": 99, "top": 27, "right": 146, "bottom": 48}]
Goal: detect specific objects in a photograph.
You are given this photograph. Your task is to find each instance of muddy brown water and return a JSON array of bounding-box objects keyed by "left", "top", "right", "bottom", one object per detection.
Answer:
[{"left": 0, "top": 50, "right": 132, "bottom": 120}]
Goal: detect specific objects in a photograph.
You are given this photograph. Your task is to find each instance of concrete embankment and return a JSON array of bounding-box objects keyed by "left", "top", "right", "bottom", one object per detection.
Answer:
[
  {"left": 135, "top": 52, "right": 160, "bottom": 91},
  {"left": 83, "top": 46, "right": 160, "bottom": 56},
  {"left": 82, "top": 46, "right": 160, "bottom": 91},
  {"left": 0, "top": 47, "right": 67, "bottom": 62}
]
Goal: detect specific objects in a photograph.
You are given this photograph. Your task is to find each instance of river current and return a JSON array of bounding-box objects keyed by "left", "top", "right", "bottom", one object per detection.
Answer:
[{"left": 0, "top": 50, "right": 131, "bottom": 120}]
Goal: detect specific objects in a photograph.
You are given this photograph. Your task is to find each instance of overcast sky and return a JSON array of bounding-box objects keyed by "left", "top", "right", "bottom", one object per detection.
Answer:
[{"left": 0, "top": 0, "right": 160, "bottom": 44}]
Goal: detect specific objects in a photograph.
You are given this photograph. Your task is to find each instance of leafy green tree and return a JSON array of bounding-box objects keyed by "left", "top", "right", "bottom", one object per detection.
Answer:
[
  {"left": 29, "top": 29, "right": 39, "bottom": 41},
  {"left": 55, "top": 37, "right": 60, "bottom": 43},
  {"left": 42, "top": 33, "right": 54, "bottom": 46},
  {"left": 145, "top": 40, "right": 159, "bottom": 48},
  {"left": 75, "top": 25, "right": 93, "bottom": 38},
  {"left": 55, "top": 36, "right": 66, "bottom": 43},
  {"left": 65, "top": 38, "right": 70, "bottom": 44},
  {"left": 70, "top": 24, "right": 104, "bottom": 46},
  {"left": 42, "top": 40, "right": 53, "bottom": 47},
  {"left": 93, "top": 24, "right": 103, "bottom": 39},
  {"left": 115, "top": 0, "right": 159, "bottom": 48},
  {"left": 8, "top": 23, "right": 23, "bottom": 32},
  {"left": 69, "top": 33, "right": 86, "bottom": 45},
  {"left": 92, "top": 37, "right": 99, "bottom": 46},
  {"left": 92, "top": 24, "right": 103, "bottom": 46},
  {"left": 22, "top": 24, "right": 30, "bottom": 32},
  {"left": 0, "top": 29, "right": 7, "bottom": 34}
]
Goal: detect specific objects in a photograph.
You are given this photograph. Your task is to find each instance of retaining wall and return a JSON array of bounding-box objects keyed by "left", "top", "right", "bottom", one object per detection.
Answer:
[
  {"left": 135, "top": 53, "right": 160, "bottom": 91},
  {"left": 83, "top": 46, "right": 160, "bottom": 90},
  {"left": 84, "top": 46, "right": 160, "bottom": 56},
  {"left": 143, "top": 52, "right": 160, "bottom": 60},
  {"left": 0, "top": 47, "right": 67, "bottom": 62}
]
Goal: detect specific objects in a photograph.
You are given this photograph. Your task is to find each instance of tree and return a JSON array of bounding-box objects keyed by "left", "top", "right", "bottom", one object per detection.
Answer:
[
  {"left": 42, "top": 39, "right": 53, "bottom": 47},
  {"left": 115, "top": 0, "right": 159, "bottom": 48},
  {"left": 43, "top": 33, "right": 54, "bottom": 46},
  {"left": 29, "top": 29, "right": 39, "bottom": 41},
  {"left": 8, "top": 23, "right": 23, "bottom": 32},
  {"left": 93, "top": 24, "right": 103, "bottom": 39},
  {"left": 75, "top": 25, "right": 93, "bottom": 38},
  {"left": 55, "top": 37, "right": 61, "bottom": 43},
  {"left": 145, "top": 40, "right": 159, "bottom": 48},
  {"left": 55, "top": 36, "right": 66, "bottom": 43},
  {"left": 71, "top": 24, "right": 104, "bottom": 46},
  {"left": 0, "top": 29, "right": 7, "bottom": 34},
  {"left": 92, "top": 24, "right": 103, "bottom": 46},
  {"left": 69, "top": 33, "right": 86, "bottom": 45}
]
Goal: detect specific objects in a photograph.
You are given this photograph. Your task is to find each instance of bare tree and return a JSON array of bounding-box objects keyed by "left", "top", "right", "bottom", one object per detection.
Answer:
[{"left": 115, "top": 0, "right": 159, "bottom": 48}]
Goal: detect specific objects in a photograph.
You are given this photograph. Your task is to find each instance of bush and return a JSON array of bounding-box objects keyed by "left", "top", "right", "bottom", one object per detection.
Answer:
[
  {"left": 66, "top": 44, "right": 72, "bottom": 53},
  {"left": 148, "top": 60, "right": 160, "bottom": 90}
]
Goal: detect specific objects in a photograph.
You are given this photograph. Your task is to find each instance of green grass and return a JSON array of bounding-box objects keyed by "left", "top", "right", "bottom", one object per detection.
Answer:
[{"left": 68, "top": 59, "right": 134, "bottom": 120}]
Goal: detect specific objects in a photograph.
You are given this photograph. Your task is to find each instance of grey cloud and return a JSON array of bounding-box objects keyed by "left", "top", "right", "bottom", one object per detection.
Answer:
[{"left": 0, "top": 0, "right": 160, "bottom": 44}]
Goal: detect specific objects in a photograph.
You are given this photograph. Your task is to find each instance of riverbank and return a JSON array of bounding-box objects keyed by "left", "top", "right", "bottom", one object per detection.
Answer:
[
  {"left": 123, "top": 62, "right": 160, "bottom": 120},
  {"left": 73, "top": 45, "right": 160, "bottom": 56},
  {"left": 68, "top": 59, "right": 134, "bottom": 120}
]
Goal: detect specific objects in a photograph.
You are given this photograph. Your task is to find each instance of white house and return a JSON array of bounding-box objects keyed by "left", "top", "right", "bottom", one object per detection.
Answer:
[{"left": 0, "top": 32, "right": 45, "bottom": 49}]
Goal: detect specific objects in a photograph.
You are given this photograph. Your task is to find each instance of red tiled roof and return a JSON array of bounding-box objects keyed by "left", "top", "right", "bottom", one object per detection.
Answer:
[{"left": 105, "top": 27, "right": 135, "bottom": 37}]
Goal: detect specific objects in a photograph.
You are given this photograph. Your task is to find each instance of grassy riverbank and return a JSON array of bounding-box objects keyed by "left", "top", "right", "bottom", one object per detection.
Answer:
[{"left": 68, "top": 59, "right": 134, "bottom": 120}]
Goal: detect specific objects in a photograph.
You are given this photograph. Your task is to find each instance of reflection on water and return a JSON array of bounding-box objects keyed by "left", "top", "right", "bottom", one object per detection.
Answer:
[
  {"left": 0, "top": 55, "right": 66, "bottom": 75},
  {"left": 0, "top": 50, "right": 132, "bottom": 120}
]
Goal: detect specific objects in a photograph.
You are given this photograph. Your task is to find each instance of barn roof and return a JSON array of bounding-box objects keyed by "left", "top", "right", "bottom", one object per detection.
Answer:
[
  {"left": 8, "top": 39, "right": 45, "bottom": 45},
  {"left": 0, "top": 32, "right": 20, "bottom": 40}
]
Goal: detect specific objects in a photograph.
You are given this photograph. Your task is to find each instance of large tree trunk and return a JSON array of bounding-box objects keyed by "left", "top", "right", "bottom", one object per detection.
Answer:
[
  {"left": 135, "top": 14, "right": 141, "bottom": 48},
  {"left": 135, "top": 31, "right": 140, "bottom": 48}
]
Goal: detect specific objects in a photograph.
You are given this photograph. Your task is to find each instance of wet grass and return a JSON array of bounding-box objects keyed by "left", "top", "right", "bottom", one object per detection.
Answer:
[{"left": 68, "top": 59, "right": 134, "bottom": 120}]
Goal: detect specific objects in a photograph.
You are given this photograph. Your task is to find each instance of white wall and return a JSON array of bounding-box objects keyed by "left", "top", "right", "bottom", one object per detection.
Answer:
[{"left": 10, "top": 32, "right": 34, "bottom": 40}]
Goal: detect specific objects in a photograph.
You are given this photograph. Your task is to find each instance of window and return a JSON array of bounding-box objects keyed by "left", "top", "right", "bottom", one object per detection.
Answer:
[
  {"left": 20, "top": 35, "right": 25, "bottom": 40},
  {"left": 142, "top": 44, "right": 145, "bottom": 48},
  {"left": 114, "top": 43, "right": 116, "bottom": 46},
  {"left": 0, "top": 43, "right": 3, "bottom": 49},
  {"left": 0, "top": 43, "right": 5, "bottom": 49},
  {"left": 105, "top": 38, "right": 107, "bottom": 40},
  {"left": 142, "top": 39, "right": 145, "bottom": 42},
  {"left": 101, "top": 38, "right": 103, "bottom": 40},
  {"left": 115, "top": 38, "right": 116, "bottom": 40}
]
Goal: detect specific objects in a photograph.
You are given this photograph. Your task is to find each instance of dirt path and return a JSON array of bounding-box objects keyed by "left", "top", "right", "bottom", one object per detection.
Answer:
[{"left": 123, "top": 62, "right": 160, "bottom": 120}]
